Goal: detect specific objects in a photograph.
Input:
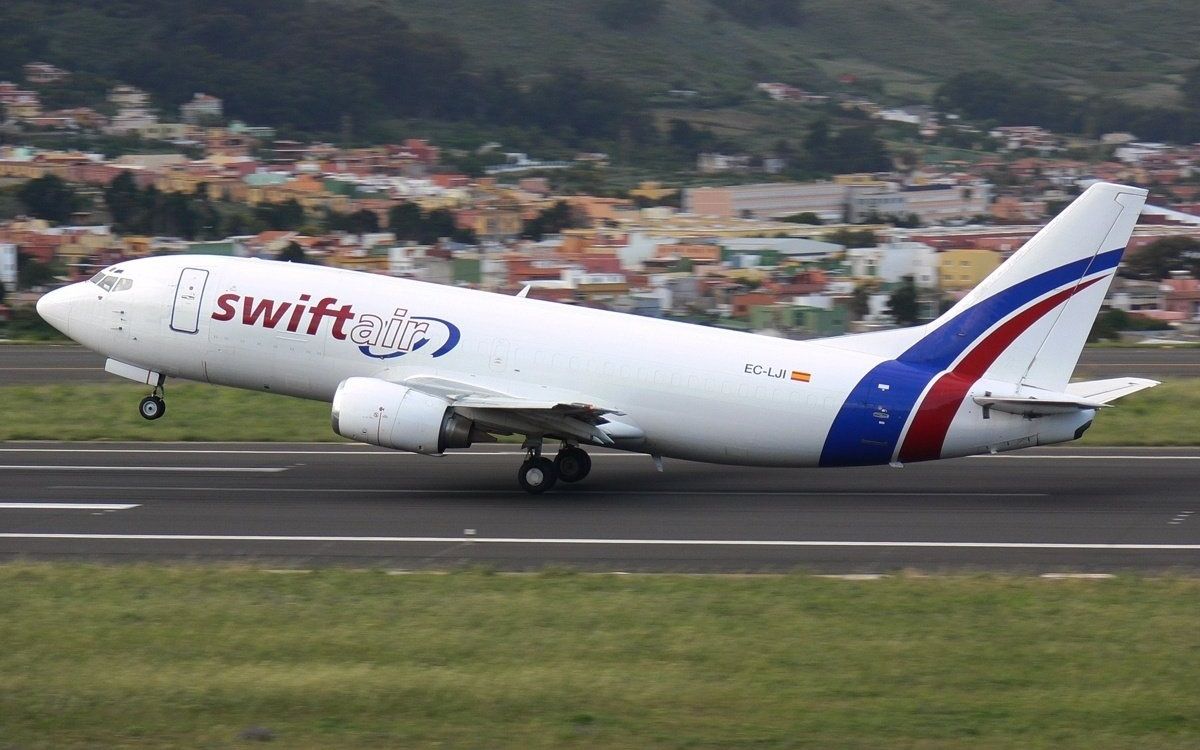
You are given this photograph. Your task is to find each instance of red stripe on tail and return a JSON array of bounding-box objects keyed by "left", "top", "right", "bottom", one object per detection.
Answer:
[{"left": 898, "top": 276, "right": 1104, "bottom": 462}]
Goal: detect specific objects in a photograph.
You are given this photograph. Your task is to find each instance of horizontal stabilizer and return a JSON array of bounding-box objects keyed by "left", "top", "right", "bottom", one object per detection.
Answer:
[
  {"left": 973, "top": 393, "right": 1108, "bottom": 418},
  {"left": 1064, "top": 377, "right": 1160, "bottom": 404},
  {"left": 973, "top": 376, "right": 1157, "bottom": 417}
]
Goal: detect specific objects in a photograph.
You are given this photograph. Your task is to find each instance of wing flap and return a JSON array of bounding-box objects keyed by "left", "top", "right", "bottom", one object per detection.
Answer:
[{"left": 398, "top": 374, "right": 637, "bottom": 446}]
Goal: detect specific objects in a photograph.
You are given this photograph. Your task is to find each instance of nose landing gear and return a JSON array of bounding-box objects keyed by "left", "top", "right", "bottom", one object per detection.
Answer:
[{"left": 138, "top": 384, "right": 166, "bottom": 420}]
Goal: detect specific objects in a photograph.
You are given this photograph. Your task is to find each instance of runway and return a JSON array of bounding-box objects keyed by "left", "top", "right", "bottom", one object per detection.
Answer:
[
  {"left": 1, "top": 344, "right": 1198, "bottom": 384},
  {"left": 0, "top": 443, "right": 1197, "bottom": 572}
]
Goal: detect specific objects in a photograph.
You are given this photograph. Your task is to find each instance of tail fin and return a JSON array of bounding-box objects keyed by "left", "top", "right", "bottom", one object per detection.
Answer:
[{"left": 831, "top": 182, "right": 1146, "bottom": 390}]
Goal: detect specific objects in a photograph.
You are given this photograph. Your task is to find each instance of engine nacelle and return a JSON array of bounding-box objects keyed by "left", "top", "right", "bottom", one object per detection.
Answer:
[{"left": 331, "top": 377, "right": 474, "bottom": 454}]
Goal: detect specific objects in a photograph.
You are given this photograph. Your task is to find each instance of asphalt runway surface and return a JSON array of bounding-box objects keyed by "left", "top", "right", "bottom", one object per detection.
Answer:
[
  {"left": 0, "top": 443, "right": 1197, "bottom": 572},
  {"left": 2, "top": 344, "right": 1199, "bottom": 384}
]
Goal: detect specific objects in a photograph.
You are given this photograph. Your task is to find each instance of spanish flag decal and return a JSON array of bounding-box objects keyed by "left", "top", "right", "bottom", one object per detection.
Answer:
[{"left": 790, "top": 371, "right": 811, "bottom": 382}]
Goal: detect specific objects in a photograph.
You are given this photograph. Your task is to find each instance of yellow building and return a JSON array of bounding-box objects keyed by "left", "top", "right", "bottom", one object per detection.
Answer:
[
  {"left": 57, "top": 231, "right": 122, "bottom": 266},
  {"left": 462, "top": 206, "right": 523, "bottom": 239},
  {"left": 629, "top": 181, "right": 678, "bottom": 202},
  {"left": 938, "top": 248, "right": 1002, "bottom": 292}
]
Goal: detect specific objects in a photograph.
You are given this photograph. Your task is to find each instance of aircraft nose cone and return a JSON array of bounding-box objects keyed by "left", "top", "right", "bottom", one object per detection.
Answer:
[{"left": 36, "top": 286, "right": 73, "bottom": 336}]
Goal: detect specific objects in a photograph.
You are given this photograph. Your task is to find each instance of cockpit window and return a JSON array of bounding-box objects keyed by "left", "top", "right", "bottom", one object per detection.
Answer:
[{"left": 90, "top": 271, "right": 134, "bottom": 292}]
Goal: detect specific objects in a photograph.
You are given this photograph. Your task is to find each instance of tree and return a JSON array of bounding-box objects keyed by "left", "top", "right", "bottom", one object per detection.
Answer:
[
  {"left": 17, "top": 252, "right": 56, "bottom": 290},
  {"left": 1184, "top": 64, "right": 1200, "bottom": 111},
  {"left": 781, "top": 212, "right": 823, "bottom": 225},
  {"left": 1122, "top": 236, "right": 1200, "bottom": 280},
  {"left": 327, "top": 209, "right": 380, "bottom": 234},
  {"left": 595, "top": 0, "right": 664, "bottom": 30},
  {"left": 277, "top": 241, "right": 310, "bottom": 264},
  {"left": 388, "top": 202, "right": 424, "bottom": 242},
  {"left": 522, "top": 200, "right": 583, "bottom": 240},
  {"left": 827, "top": 228, "right": 877, "bottom": 248},
  {"left": 17, "top": 175, "right": 82, "bottom": 224},
  {"left": 711, "top": 0, "right": 802, "bottom": 26},
  {"left": 104, "top": 171, "right": 140, "bottom": 232},
  {"left": 254, "top": 199, "right": 305, "bottom": 231},
  {"left": 886, "top": 276, "right": 919, "bottom": 326},
  {"left": 850, "top": 283, "right": 871, "bottom": 319}
]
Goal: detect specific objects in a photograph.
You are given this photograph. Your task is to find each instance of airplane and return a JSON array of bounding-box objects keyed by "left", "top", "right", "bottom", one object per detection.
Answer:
[{"left": 37, "top": 182, "right": 1158, "bottom": 493}]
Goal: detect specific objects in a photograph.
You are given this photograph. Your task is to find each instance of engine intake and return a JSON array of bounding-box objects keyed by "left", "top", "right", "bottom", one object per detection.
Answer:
[{"left": 331, "top": 377, "right": 473, "bottom": 454}]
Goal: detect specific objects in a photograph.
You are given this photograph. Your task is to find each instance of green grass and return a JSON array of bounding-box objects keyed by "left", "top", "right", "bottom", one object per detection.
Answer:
[
  {"left": 1079, "top": 379, "right": 1200, "bottom": 447},
  {"left": 0, "top": 379, "right": 1198, "bottom": 445},
  {"left": 0, "top": 382, "right": 338, "bottom": 442},
  {"left": 0, "top": 566, "right": 1197, "bottom": 749}
]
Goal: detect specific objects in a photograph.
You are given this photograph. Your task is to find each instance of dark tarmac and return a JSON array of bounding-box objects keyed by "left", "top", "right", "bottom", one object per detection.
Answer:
[{"left": 0, "top": 443, "right": 1196, "bottom": 572}]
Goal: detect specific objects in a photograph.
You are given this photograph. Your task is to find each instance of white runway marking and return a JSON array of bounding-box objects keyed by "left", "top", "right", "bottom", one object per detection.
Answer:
[
  {"left": 0, "top": 503, "right": 139, "bottom": 510},
  {"left": 0, "top": 466, "right": 287, "bottom": 473},
  {"left": 0, "top": 533, "right": 1197, "bottom": 550},
  {"left": 47, "top": 484, "right": 1047, "bottom": 498}
]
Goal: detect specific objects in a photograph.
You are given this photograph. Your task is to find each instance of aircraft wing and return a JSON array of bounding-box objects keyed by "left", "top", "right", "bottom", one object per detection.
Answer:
[{"left": 399, "top": 374, "right": 641, "bottom": 446}]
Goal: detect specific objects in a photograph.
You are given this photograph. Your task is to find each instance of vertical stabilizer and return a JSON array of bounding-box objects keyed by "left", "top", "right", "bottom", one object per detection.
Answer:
[
  {"left": 818, "top": 183, "right": 1147, "bottom": 467},
  {"left": 898, "top": 182, "right": 1146, "bottom": 389}
]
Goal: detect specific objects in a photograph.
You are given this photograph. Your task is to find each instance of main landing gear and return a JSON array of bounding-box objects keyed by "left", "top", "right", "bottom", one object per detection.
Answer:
[
  {"left": 517, "top": 441, "right": 593, "bottom": 494},
  {"left": 138, "top": 384, "right": 166, "bottom": 421}
]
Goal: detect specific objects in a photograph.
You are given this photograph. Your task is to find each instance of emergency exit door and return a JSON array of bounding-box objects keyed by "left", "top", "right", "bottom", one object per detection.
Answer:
[{"left": 170, "top": 268, "right": 209, "bottom": 333}]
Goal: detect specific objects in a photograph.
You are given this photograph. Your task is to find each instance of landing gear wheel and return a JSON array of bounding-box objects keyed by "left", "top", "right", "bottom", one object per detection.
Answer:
[
  {"left": 518, "top": 456, "right": 558, "bottom": 494},
  {"left": 138, "top": 395, "right": 165, "bottom": 421},
  {"left": 554, "top": 447, "right": 592, "bottom": 483}
]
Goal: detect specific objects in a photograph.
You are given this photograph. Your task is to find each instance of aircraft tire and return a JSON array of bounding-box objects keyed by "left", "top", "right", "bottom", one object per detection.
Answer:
[
  {"left": 138, "top": 396, "right": 166, "bottom": 421},
  {"left": 554, "top": 447, "right": 592, "bottom": 483},
  {"left": 518, "top": 457, "right": 557, "bottom": 494}
]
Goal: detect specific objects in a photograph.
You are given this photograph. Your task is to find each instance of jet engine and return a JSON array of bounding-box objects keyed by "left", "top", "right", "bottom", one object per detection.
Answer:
[{"left": 331, "top": 377, "right": 474, "bottom": 454}]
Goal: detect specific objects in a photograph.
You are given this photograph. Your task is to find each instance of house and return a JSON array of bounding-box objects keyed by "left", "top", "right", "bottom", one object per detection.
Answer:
[
  {"left": 1162, "top": 276, "right": 1200, "bottom": 321},
  {"left": 180, "top": 93, "right": 223, "bottom": 124},
  {"left": 937, "top": 248, "right": 1001, "bottom": 292},
  {"left": 23, "top": 62, "right": 69, "bottom": 84}
]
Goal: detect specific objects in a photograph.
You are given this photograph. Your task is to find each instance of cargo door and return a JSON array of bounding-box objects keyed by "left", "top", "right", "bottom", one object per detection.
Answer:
[{"left": 170, "top": 268, "right": 209, "bottom": 334}]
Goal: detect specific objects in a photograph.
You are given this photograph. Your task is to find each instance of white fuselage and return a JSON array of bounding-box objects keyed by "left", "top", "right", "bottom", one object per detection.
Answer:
[{"left": 41, "top": 255, "right": 1090, "bottom": 467}]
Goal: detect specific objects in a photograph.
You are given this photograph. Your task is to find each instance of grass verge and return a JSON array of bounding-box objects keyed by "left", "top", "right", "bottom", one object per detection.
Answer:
[
  {"left": 1, "top": 566, "right": 1198, "bottom": 749},
  {"left": 1, "top": 380, "right": 1199, "bottom": 445}
]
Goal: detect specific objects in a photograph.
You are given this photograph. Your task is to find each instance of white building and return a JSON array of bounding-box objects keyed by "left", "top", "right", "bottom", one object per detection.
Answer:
[
  {"left": 846, "top": 240, "right": 938, "bottom": 288},
  {"left": 0, "top": 243, "right": 16, "bottom": 290},
  {"left": 180, "top": 93, "right": 223, "bottom": 124},
  {"left": 1114, "top": 142, "right": 1171, "bottom": 165},
  {"left": 684, "top": 181, "right": 848, "bottom": 221},
  {"left": 847, "top": 182, "right": 991, "bottom": 224}
]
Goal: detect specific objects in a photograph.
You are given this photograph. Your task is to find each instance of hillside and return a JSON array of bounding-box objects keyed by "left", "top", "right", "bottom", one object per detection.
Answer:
[
  {"left": 392, "top": 0, "right": 1200, "bottom": 105},
  {"left": 3, "top": 0, "right": 1198, "bottom": 156}
]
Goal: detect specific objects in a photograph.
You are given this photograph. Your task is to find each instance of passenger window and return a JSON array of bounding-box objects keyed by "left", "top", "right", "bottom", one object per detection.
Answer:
[{"left": 98, "top": 275, "right": 118, "bottom": 291}]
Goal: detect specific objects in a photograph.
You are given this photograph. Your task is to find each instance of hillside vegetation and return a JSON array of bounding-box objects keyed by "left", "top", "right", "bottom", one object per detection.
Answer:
[
  {"left": 394, "top": 0, "right": 1200, "bottom": 104},
  {"left": 4, "top": 1, "right": 1200, "bottom": 156}
]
